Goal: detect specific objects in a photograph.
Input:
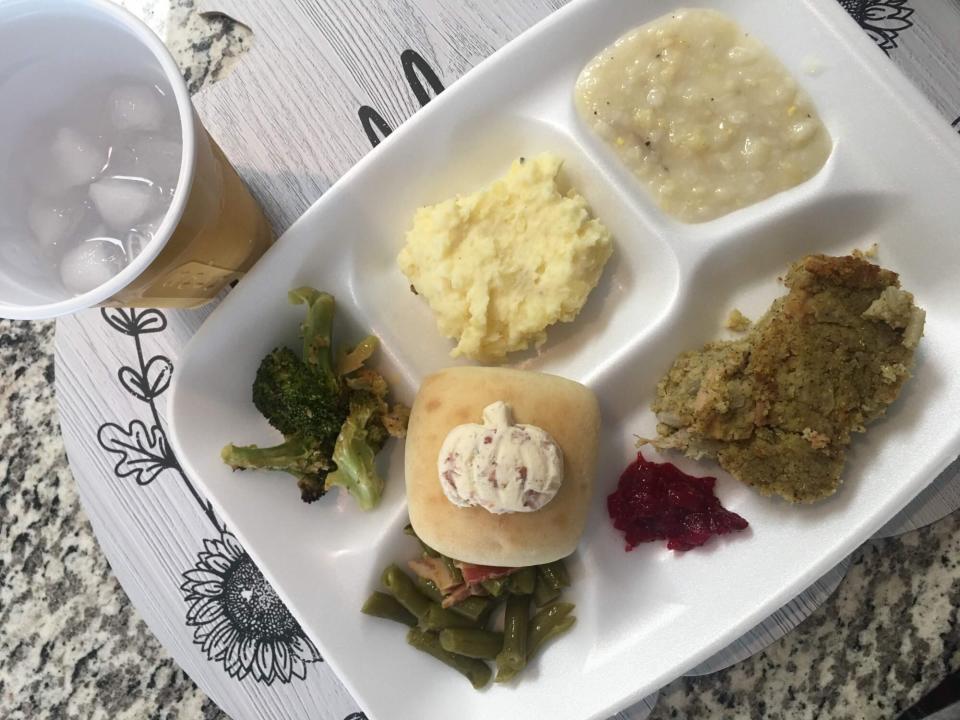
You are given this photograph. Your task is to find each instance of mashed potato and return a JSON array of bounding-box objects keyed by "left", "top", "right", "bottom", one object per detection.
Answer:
[{"left": 398, "top": 153, "right": 613, "bottom": 362}]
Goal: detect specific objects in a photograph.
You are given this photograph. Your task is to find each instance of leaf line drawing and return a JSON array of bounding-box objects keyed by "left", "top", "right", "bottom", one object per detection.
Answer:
[
  {"left": 93, "top": 44, "right": 449, "bottom": 716},
  {"left": 96, "top": 307, "right": 322, "bottom": 687}
]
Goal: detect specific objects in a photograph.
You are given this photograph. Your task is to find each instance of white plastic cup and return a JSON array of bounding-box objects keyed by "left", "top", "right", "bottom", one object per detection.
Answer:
[{"left": 0, "top": 0, "right": 273, "bottom": 320}]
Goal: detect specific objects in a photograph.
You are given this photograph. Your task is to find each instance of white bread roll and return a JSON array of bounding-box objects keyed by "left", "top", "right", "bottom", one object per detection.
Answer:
[{"left": 405, "top": 367, "right": 599, "bottom": 566}]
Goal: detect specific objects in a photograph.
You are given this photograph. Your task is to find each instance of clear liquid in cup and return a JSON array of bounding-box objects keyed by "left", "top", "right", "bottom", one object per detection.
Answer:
[
  {"left": 0, "top": 7, "right": 274, "bottom": 315},
  {"left": 0, "top": 7, "right": 184, "bottom": 301},
  {"left": 11, "top": 78, "right": 182, "bottom": 295}
]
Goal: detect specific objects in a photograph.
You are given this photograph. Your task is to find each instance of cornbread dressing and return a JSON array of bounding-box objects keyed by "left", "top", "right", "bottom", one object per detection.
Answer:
[
  {"left": 575, "top": 8, "right": 832, "bottom": 222},
  {"left": 724, "top": 308, "right": 752, "bottom": 332},
  {"left": 398, "top": 153, "right": 613, "bottom": 362},
  {"left": 646, "top": 254, "right": 925, "bottom": 503}
]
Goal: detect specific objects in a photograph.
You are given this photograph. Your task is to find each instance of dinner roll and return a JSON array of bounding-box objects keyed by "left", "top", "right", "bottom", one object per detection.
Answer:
[{"left": 405, "top": 367, "right": 600, "bottom": 566}]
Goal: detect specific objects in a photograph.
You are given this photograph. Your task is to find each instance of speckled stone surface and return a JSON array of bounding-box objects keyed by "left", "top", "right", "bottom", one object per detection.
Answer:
[
  {"left": 115, "top": 0, "right": 252, "bottom": 94},
  {"left": 2, "top": 1, "right": 959, "bottom": 719},
  {"left": 648, "top": 514, "right": 960, "bottom": 720},
  {"left": 0, "top": 319, "right": 226, "bottom": 719}
]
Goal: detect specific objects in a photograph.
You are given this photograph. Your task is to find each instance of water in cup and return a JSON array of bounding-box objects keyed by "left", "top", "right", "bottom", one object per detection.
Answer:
[
  {"left": 0, "top": 3, "right": 275, "bottom": 318},
  {"left": 10, "top": 77, "right": 182, "bottom": 295}
]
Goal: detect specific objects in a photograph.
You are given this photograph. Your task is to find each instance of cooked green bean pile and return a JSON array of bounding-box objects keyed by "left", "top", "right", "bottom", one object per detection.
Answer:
[{"left": 361, "top": 530, "right": 576, "bottom": 689}]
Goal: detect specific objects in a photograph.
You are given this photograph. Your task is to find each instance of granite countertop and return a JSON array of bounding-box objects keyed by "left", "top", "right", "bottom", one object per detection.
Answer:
[
  {"left": 1, "top": 318, "right": 226, "bottom": 719},
  {"left": 2, "top": 1, "right": 959, "bottom": 719}
]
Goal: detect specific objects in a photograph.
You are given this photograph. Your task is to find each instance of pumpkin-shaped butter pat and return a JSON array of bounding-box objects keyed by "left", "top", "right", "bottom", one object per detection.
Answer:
[{"left": 437, "top": 400, "right": 564, "bottom": 514}]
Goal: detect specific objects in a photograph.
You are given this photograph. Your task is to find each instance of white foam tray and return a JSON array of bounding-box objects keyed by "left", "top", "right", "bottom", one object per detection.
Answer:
[{"left": 169, "top": 1, "right": 960, "bottom": 718}]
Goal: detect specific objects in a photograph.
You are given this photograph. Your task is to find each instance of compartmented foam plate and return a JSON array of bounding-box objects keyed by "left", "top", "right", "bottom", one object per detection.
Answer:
[{"left": 169, "top": 1, "right": 960, "bottom": 718}]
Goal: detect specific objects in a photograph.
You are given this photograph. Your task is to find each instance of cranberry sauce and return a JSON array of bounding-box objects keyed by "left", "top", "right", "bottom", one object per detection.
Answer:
[{"left": 608, "top": 453, "right": 748, "bottom": 551}]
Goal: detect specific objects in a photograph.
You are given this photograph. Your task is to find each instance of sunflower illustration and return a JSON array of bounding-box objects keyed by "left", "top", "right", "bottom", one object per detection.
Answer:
[
  {"left": 180, "top": 531, "right": 322, "bottom": 683},
  {"left": 839, "top": 0, "right": 915, "bottom": 53}
]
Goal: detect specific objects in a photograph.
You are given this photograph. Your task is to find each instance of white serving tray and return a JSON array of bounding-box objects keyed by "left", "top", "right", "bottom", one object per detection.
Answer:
[{"left": 169, "top": 1, "right": 960, "bottom": 718}]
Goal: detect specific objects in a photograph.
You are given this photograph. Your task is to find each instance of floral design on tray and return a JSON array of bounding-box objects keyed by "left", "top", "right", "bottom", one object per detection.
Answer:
[
  {"left": 96, "top": 307, "right": 322, "bottom": 685},
  {"left": 181, "top": 530, "right": 322, "bottom": 682},
  {"left": 839, "top": 0, "right": 915, "bottom": 53},
  {"left": 89, "top": 46, "right": 447, "bottom": 708}
]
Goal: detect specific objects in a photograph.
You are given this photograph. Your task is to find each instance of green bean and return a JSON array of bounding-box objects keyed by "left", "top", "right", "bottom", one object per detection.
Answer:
[
  {"left": 403, "top": 523, "right": 439, "bottom": 557},
  {"left": 441, "top": 555, "right": 463, "bottom": 585},
  {"left": 555, "top": 559, "right": 572, "bottom": 586},
  {"left": 406, "top": 628, "right": 492, "bottom": 689},
  {"left": 527, "top": 602, "right": 576, "bottom": 659},
  {"left": 481, "top": 577, "right": 507, "bottom": 597},
  {"left": 422, "top": 603, "right": 477, "bottom": 630},
  {"left": 361, "top": 591, "right": 417, "bottom": 627},
  {"left": 466, "top": 594, "right": 501, "bottom": 629},
  {"left": 476, "top": 598, "right": 500, "bottom": 629},
  {"left": 381, "top": 565, "right": 431, "bottom": 620},
  {"left": 448, "top": 595, "right": 493, "bottom": 622},
  {"left": 439, "top": 628, "right": 504, "bottom": 660},
  {"left": 507, "top": 567, "right": 537, "bottom": 595},
  {"left": 414, "top": 576, "right": 444, "bottom": 603},
  {"left": 532, "top": 573, "right": 561, "bottom": 607},
  {"left": 537, "top": 560, "right": 570, "bottom": 591},
  {"left": 495, "top": 594, "right": 529, "bottom": 682}
]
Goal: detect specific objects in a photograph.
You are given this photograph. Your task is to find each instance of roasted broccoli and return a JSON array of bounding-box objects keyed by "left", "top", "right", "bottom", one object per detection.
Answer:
[
  {"left": 326, "top": 395, "right": 382, "bottom": 510},
  {"left": 251, "top": 346, "right": 345, "bottom": 443},
  {"left": 220, "top": 434, "right": 332, "bottom": 502},
  {"left": 221, "top": 287, "right": 408, "bottom": 509}
]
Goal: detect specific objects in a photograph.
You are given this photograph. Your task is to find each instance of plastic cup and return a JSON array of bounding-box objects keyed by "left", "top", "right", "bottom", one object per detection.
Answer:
[{"left": 0, "top": 0, "right": 275, "bottom": 319}]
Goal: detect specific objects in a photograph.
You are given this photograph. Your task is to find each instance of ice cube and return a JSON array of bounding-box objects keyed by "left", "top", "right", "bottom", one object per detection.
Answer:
[
  {"left": 108, "top": 84, "right": 165, "bottom": 132},
  {"left": 123, "top": 228, "right": 153, "bottom": 261},
  {"left": 136, "top": 135, "right": 183, "bottom": 188},
  {"left": 89, "top": 177, "right": 158, "bottom": 231},
  {"left": 104, "top": 135, "right": 182, "bottom": 189},
  {"left": 23, "top": 152, "right": 73, "bottom": 197},
  {"left": 17, "top": 127, "right": 71, "bottom": 196},
  {"left": 27, "top": 192, "right": 87, "bottom": 251},
  {"left": 59, "top": 238, "right": 126, "bottom": 294},
  {"left": 0, "top": 226, "right": 58, "bottom": 297},
  {"left": 122, "top": 211, "right": 166, "bottom": 262},
  {"left": 102, "top": 140, "right": 139, "bottom": 177},
  {"left": 51, "top": 127, "right": 107, "bottom": 187},
  {"left": 135, "top": 212, "right": 165, "bottom": 236}
]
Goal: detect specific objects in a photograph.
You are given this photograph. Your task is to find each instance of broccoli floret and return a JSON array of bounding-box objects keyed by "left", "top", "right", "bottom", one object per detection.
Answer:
[
  {"left": 222, "top": 287, "right": 409, "bottom": 510},
  {"left": 290, "top": 287, "right": 338, "bottom": 391},
  {"left": 325, "top": 394, "right": 383, "bottom": 511},
  {"left": 252, "top": 347, "right": 346, "bottom": 443},
  {"left": 221, "top": 435, "right": 332, "bottom": 503}
]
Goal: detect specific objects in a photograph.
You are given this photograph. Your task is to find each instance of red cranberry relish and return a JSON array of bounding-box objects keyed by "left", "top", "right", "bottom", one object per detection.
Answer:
[{"left": 608, "top": 453, "right": 748, "bottom": 551}]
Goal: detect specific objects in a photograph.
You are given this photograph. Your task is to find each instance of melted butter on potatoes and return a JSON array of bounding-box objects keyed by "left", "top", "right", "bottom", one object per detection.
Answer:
[{"left": 398, "top": 153, "right": 613, "bottom": 362}]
